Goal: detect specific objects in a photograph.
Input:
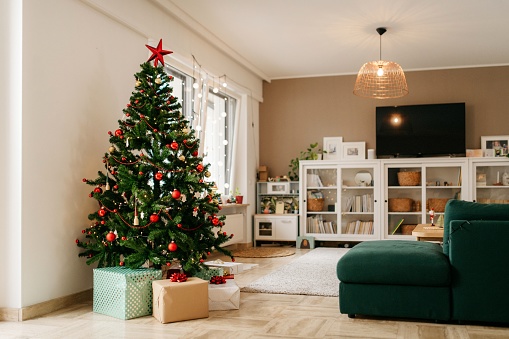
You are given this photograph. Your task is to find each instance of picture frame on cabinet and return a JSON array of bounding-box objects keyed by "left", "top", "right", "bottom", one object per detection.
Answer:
[
  {"left": 296, "top": 236, "right": 315, "bottom": 249},
  {"left": 481, "top": 135, "right": 509, "bottom": 157},
  {"left": 323, "top": 137, "right": 343, "bottom": 160},
  {"left": 342, "top": 142, "right": 366, "bottom": 160}
]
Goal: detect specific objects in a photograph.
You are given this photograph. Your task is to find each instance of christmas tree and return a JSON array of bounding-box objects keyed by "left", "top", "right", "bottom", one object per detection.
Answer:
[{"left": 76, "top": 39, "right": 233, "bottom": 275}]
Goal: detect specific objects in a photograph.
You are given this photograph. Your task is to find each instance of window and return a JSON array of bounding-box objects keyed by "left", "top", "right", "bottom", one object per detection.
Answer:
[
  {"left": 203, "top": 91, "right": 237, "bottom": 195},
  {"left": 164, "top": 65, "right": 237, "bottom": 195},
  {"left": 164, "top": 65, "right": 193, "bottom": 117}
]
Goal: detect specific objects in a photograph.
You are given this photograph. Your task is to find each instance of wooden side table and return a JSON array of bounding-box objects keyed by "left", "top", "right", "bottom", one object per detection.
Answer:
[{"left": 412, "top": 224, "right": 444, "bottom": 242}]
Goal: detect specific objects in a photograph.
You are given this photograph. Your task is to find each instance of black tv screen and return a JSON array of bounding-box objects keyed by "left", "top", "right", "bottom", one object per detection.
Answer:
[{"left": 376, "top": 103, "right": 466, "bottom": 158}]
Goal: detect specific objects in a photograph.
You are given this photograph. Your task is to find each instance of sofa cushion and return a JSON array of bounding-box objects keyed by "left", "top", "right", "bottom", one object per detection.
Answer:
[
  {"left": 337, "top": 240, "right": 450, "bottom": 286},
  {"left": 443, "top": 200, "right": 509, "bottom": 255}
]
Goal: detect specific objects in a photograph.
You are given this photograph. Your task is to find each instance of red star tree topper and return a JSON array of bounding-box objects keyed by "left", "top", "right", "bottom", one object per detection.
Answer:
[
  {"left": 145, "top": 39, "right": 173, "bottom": 67},
  {"left": 76, "top": 39, "right": 234, "bottom": 274}
]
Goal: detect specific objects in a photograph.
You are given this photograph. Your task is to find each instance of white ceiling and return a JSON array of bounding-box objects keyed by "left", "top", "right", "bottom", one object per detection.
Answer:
[{"left": 166, "top": 0, "right": 509, "bottom": 81}]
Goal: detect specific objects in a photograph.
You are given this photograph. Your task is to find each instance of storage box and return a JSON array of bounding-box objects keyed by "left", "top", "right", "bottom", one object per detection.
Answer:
[
  {"left": 204, "top": 261, "right": 243, "bottom": 274},
  {"left": 152, "top": 277, "right": 209, "bottom": 323},
  {"left": 93, "top": 267, "right": 162, "bottom": 320},
  {"left": 267, "top": 182, "right": 290, "bottom": 194},
  {"left": 258, "top": 166, "right": 269, "bottom": 182},
  {"left": 388, "top": 198, "right": 414, "bottom": 212},
  {"left": 208, "top": 279, "right": 240, "bottom": 311}
]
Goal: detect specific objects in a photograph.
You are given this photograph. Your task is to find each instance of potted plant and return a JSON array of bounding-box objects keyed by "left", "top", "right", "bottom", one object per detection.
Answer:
[
  {"left": 233, "top": 187, "right": 243, "bottom": 204},
  {"left": 287, "top": 142, "right": 325, "bottom": 181}
]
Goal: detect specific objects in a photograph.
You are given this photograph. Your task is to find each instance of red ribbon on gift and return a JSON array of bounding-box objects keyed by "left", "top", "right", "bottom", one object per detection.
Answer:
[
  {"left": 170, "top": 273, "right": 188, "bottom": 282},
  {"left": 210, "top": 275, "right": 226, "bottom": 284}
]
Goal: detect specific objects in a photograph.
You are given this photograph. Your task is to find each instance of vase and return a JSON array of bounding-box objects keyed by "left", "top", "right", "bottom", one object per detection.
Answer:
[{"left": 235, "top": 195, "right": 243, "bottom": 204}]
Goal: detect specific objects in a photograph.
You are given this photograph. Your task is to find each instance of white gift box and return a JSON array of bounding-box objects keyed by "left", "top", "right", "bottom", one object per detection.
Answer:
[
  {"left": 208, "top": 280, "right": 240, "bottom": 310},
  {"left": 204, "top": 260, "right": 243, "bottom": 275}
]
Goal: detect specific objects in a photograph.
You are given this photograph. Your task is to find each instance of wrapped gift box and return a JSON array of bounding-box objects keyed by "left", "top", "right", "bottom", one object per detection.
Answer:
[
  {"left": 194, "top": 266, "right": 224, "bottom": 281},
  {"left": 204, "top": 261, "right": 243, "bottom": 274},
  {"left": 93, "top": 267, "right": 162, "bottom": 320},
  {"left": 152, "top": 277, "right": 209, "bottom": 323},
  {"left": 208, "top": 279, "right": 240, "bottom": 311}
]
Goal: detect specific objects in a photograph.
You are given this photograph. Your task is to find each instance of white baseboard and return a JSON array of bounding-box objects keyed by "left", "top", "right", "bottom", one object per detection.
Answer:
[{"left": 0, "top": 289, "right": 92, "bottom": 322}]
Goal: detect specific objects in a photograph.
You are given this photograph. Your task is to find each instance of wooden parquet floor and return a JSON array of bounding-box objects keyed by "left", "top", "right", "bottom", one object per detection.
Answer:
[{"left": 1, "top": 248, "right": 508, "bottom": 338}]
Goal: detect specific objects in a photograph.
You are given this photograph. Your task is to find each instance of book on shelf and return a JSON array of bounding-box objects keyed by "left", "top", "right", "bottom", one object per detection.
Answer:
[
  {"left": 342, "top": 220, "right": 374, "bottom": 235},
  {"left": 306, "top": 215, "right": 337, "bottom": 234},
  {"left": 391, "top": 218, "right": 405, "bottom": 235},
  {"left": 343, "top": 193, "right": 373, "bottom": 213}
]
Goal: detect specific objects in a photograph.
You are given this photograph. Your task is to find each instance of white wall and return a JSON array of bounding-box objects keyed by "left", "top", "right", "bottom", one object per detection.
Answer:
[
  {"left": 0, "top": 0, "right": 23, "bottom": 309},
  {"left": 1, "top": 0, "right": 262, "bottom": 308}
]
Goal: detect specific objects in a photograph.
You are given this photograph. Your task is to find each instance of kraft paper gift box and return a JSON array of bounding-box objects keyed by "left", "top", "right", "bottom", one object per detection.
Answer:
[
  {"left": 208, "top": 279, "right": 240, "bottom": 311},
  {"left": 93, "top": 267, "right": 162, "bottom": 320},
  {"left": 152, "top": 277, "right": 209, "bottom": 323},
  {"left": 204, "top": 260, "right": 243, "bottom": 275}
]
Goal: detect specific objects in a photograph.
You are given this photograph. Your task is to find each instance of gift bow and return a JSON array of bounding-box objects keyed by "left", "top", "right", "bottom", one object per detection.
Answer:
[
  {"left": 210, "top": 275, "right": 227, "bottom": 284},
  {"left": 170, "top": 273, "right": 188, "bottom": 282}
]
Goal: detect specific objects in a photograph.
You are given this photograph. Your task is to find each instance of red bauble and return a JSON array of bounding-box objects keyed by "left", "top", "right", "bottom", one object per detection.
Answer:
[
  {"left": 139, "top": 171, "right": 144, "bottom": 175},
  {"left": 149, "top": 214, "right": 160, "bottom": 223},
  {"left": 140, "top": 114, "right": 145, "bottom": 119},
  {"left": 232, "top": 257, "right": 236, "bottom": 262},
  {"left": 121, "top": 236, "right": 127, "bottom": 241},
  {"left": 168, "top": 241, "right": 178, "bottom": 252},
  {"left": 119, "top": 261, "right": 125, "bottom": 266},
  {"left": 172, "top": 190, "right": 181, "bottom": 199},
  {"left": 82, "top": 178, "right": 87, "bottom": 182},
  {"left": 212, "top": 218, "right": 219, "bottom": 226},
  {"left": 75, "top": 239, "right": 79, "bottom": 244},
  {"left": 192, "top": 151, "right": 198, "bottom": 157},
  {"left": 106, "top": 231, "right": 116, "bottom": 242},
  {"left": 114, "top": 129, "right": 123, "bottom": 136},
  {"left": 93, "top": 187, "right": 102, "bottom": 194},
  {"left": 98, "top": 209, "right": 107, "bottom": 217},
  {"left": 155, "top": 172, "right": 163, "bottom": 180},
  {"left": 113, "top": 185, "right": 119, "bottom": 190},
  {"left": 177, "top": 223, "right": 182, "bottom": 228},
  {"left": 170, "top": 141, "right": 178, "bottom": 150}
]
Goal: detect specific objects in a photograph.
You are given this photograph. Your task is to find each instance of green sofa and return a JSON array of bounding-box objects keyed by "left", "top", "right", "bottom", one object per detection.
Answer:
[{"left": 336, "top": 200, "right": 509, "bottom": 324}]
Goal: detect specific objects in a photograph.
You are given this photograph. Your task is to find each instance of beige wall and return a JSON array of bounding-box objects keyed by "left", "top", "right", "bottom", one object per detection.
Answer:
[{"left": 259, "top": 66, "right": 509, "bottom": 177}]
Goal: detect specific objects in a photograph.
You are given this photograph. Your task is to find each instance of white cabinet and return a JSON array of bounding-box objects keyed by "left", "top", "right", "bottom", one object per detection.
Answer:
[
  {"left": 254, "top": 215, "right": 298, "bottom": 245},
  {"left": 382, "top": 159, "right": 468, "bottom": 239},
  {"left": 299, "top": 157, "right": 508, "bottom": 243},
  {"left": 299, "top": 160, "right": 380, "bottom": 242},
  {"left": 469, "top": 158, "right": 509, "bottom": 204}
]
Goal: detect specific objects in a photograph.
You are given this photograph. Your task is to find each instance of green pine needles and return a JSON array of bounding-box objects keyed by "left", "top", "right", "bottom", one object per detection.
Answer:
[{"left": 76, "top": 62, "right": 233, "bottom": 275}]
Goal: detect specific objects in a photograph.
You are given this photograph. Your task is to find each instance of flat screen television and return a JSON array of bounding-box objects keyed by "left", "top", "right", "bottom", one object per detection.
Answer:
[{"left": 376, "top": 103, "right": 466, "bottom": 158}]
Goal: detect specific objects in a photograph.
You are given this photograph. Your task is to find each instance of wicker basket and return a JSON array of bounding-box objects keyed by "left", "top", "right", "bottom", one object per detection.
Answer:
[
  {"left": 388, "top": 198, "right": 414, "bottom": 212},
  {"left": 427, "top": 198, "right": 450, "bottom": 213},
  {"left": 307, "top": 198, "right": 324, "bottom": 211},
  {"left": 401, "top": 224, "right": 417, "bottom": 235},
  {"left": 397, "top": 171, "right": 421, "bottom": 186}
]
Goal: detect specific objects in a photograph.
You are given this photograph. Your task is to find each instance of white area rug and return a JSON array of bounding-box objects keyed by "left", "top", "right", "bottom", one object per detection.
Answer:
[{"left": 241, "top": 247, "right": 349, "bottom": 297}]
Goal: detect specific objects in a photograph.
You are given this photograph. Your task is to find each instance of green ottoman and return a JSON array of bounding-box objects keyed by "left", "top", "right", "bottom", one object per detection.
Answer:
[{"left": 336, "top": 240, "right": 451, "bottom": 321}]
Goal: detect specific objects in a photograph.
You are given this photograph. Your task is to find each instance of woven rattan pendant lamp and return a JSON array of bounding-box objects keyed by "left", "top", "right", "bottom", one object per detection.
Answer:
[{"left": 353, "top": 27, "right": 408, "bottom": 99}]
